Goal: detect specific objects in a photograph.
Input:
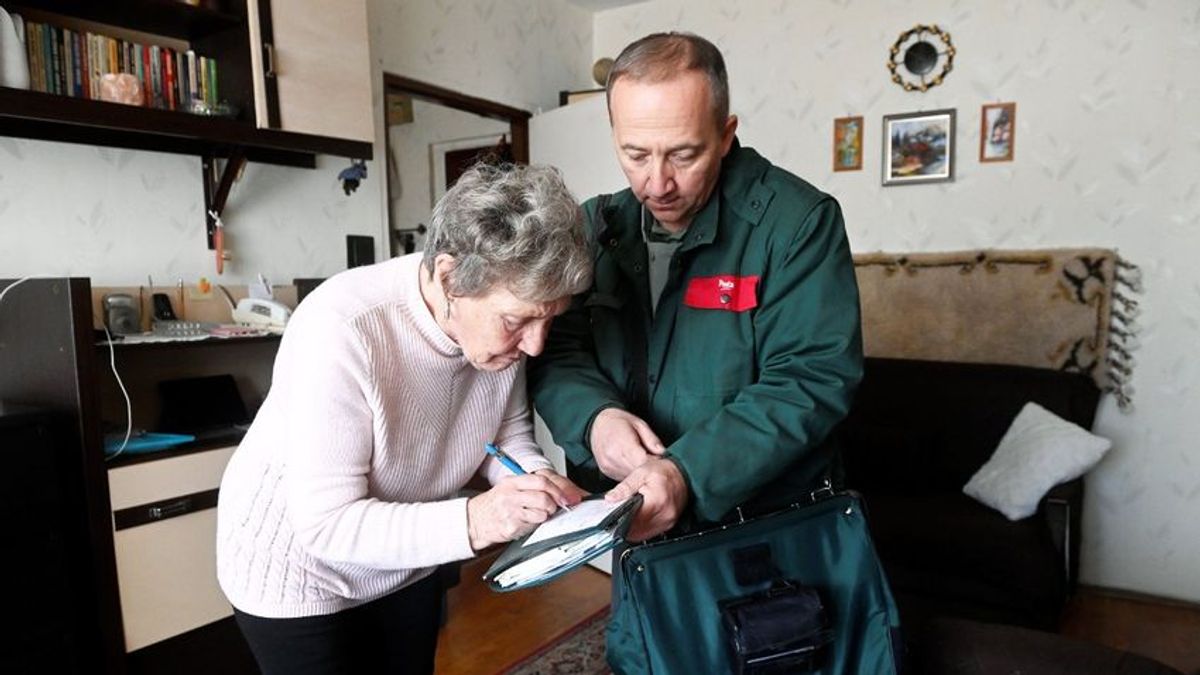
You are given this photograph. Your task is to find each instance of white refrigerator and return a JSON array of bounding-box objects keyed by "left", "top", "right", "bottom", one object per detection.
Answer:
[{"left": 529, "top": 94, "right": 627, "bottom": 573}]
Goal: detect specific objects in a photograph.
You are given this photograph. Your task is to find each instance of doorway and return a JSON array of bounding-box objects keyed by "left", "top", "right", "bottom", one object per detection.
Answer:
[{"left": 382, "top": 74, "right": 531, "bottom": 257}]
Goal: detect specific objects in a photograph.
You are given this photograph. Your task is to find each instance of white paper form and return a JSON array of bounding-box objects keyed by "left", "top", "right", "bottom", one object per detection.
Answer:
[
  {"left": 523, "top": 498, "right": 624, "bottom": 546},
  {"left": 495, "top": 531, "right": 614, "bottom": 588}
]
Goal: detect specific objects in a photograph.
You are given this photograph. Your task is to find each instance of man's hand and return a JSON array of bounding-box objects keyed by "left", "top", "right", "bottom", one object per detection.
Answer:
[
  {"left": 466, "top": 473, "right": 577, "bottom": 551},
  {"left": 590, "top": 408, "right": 666, "bottom": 481},
  {"left": 605, "top": 457, "right": 689, "bottom": 541}
]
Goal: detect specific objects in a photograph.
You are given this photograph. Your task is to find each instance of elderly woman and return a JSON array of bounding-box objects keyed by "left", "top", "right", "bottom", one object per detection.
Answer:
[{"left": 216, "top": 163, "right": 591, "bottom": 674}]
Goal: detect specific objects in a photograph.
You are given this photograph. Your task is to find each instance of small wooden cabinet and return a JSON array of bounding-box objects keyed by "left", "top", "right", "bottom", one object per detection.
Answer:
[
  {"left": 0, "top": 277, "right": 277, "bottom": 673},
  {"left": 248, "top": 0, "right": 374, "bottom": 143}
]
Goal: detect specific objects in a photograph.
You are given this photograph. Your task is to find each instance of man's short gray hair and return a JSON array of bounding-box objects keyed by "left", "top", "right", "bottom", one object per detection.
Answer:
[
  {"left": 606, "top": 31, "right": 730, "bottom": 129},
  {"left": 421, "top": 163, "right": 592, "bottom": 303}
]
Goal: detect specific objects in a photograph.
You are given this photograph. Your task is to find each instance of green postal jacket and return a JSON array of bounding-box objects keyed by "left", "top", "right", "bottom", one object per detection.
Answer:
[{"left": 528, "top": 141, "right": 863, "bottom": 523}]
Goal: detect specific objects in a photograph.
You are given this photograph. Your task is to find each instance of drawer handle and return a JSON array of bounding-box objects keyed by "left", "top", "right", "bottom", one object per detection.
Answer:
[
  {"left": 149, "top": 498, "right": 192, "bottom": 520},
  {"left": 263, "top": 43, "right": 276, "bottom": 78}
]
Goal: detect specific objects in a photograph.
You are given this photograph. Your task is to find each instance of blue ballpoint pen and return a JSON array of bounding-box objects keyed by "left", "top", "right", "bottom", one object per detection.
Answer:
[
  {"left": 485, "top": 442, "right": 571, "bottom": 511},
  {"left": 485, "top": 442, "right": 527, "bottom": 475}
]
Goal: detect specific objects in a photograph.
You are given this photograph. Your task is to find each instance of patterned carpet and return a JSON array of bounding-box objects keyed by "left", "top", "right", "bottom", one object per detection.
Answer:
[{"left": 503, "top": 607, "right": 610, "bottom": 675}]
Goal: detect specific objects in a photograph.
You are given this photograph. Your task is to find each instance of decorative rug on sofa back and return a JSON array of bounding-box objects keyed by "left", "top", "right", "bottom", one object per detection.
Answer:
[{"left": 853, "top": 248, "right": 1141, "bottom": 409}]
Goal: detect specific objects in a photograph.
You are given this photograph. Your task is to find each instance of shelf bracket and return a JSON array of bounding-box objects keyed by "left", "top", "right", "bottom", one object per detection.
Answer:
[{"left": 203, "top": 148, "right": 247, "bottom": 250}]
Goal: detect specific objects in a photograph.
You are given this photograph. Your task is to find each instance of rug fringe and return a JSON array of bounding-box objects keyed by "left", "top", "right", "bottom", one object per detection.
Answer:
[{"left": 1108, "top": 254, "right": 1142, "bottom": 412}]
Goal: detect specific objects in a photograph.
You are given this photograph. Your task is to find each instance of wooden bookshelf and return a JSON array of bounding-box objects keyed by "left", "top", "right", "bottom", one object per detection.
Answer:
[
  {"left": 0, "top": 1, "right": 373, "bottom": 164},
  {"left": 0, "top": 85, "right": 367, "bottom": 166}
]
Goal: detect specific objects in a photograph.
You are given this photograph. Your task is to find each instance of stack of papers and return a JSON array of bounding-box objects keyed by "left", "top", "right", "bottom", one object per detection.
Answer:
[
  {"left": 523, "top": 498, "right": 627, "bottom": 546},
  {"left": 493, "top": 530, "right": 613, "bottom": 589},
  {"left": 484, "top": 494, "right": 643, "bottom": 592}
]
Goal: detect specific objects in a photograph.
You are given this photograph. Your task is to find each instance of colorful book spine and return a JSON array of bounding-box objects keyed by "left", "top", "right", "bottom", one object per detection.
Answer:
[
  {"left": 150, "top": 44, "right": 161, "bottom": 108},
  {"left": 44, "top": 26, "right": 55, "bottom": 94},
  {"left": 110, "top": 37, "right": 119, "bottom": 76},
  {"left": 163, "top": 48, "right": 176, "bottom": 110},
  {"left": 198, "top": 55, "right": 208, "bottom": 106},
  {"left": 57, "top": 27, "right": 68, "bottom": 95},
  {"left": 89, "top": 34, "right": 103, "bottom": 98},
  {"left": 207, "top": 56, "right": 217, "bottom": 105},
  {"left": 47, "top": 26, "right": 59, "bottom": 95},
  {"left": 175, "top": 49, "right": 185, "bottom": 109},
  {"left": 186, "top": 50, "right": 198, "bottom": 107},
  {"left": 61, "top": 29, "right": 73, "bottom": 95},
  {"left": 71, "top": 31, "right": 84, "bottom": 97},
  {"left": 25, "top": 22, "right": 40, "bottom": 92},
  {"left": 140, "top": 44, "right": 151, "bottom": 105}
]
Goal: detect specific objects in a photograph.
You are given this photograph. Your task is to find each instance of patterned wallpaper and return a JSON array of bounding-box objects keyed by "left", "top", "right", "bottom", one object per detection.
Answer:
[
  {"left": 369, "top": 0, "right": 594, "bottom": 114},
  {"left": 594, "top": 0, "right": 1200, "bottom": 602},
  {"left": 0, "top": 135, "right": 385, "bottom": 286}
]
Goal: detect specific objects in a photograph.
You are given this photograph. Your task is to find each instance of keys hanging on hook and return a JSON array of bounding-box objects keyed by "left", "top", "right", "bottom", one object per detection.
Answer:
[{"left": 208, "top": 209, "right": 231, "bottom": 275}]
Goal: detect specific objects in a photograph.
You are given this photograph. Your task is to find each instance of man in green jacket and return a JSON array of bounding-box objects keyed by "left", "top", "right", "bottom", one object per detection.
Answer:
[{"left": 529, "top": 32, "right": 862, "bottom": 540}]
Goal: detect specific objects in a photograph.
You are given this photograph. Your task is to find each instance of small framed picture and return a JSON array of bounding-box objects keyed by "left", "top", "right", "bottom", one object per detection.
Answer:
[
  {"left": 979, "top": 102, "right": 1016, "bottom": 162},
  {"left": 882, "top": 108, "right": 956, "bottom": 186},
  {"left": 833, "top": 116, "right": 864, "bottom": 172}
]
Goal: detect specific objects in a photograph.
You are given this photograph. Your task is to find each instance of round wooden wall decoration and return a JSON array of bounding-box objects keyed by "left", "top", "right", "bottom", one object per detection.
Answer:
[{"left": 888, "top": 24, "right": 956, "bottom": 92}]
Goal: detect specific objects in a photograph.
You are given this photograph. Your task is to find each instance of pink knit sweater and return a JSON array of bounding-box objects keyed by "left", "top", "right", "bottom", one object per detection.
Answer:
[{"left": 216, "top": 253, "right": 553, "bottom": 618}]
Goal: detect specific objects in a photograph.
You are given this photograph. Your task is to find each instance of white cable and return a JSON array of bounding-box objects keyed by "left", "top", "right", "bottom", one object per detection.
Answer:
[
  {"left": 0, "top": 275, "right": 44, "bottom": 306},
  {"left": 102, "top": 325, "right": 133, "bottom": 461}
]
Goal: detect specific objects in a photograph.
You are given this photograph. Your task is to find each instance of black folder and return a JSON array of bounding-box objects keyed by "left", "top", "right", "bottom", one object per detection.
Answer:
[{"left": 483, "top": 493, "right": 643, "bottom": 592}]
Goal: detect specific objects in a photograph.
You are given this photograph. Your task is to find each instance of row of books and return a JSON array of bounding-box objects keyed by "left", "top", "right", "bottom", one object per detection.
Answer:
[{"left": 20, "top": 18, "right": 220, "bottom": 111}]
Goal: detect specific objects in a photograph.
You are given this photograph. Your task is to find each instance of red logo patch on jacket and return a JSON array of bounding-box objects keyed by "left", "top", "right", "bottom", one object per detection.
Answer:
[{"left": 683, "top": 275, "right": 760, "bottom": 312}]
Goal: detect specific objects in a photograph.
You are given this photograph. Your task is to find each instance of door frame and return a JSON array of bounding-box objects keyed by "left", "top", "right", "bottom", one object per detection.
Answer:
[{"left": 381, "top": 74, "right": 532, "bottom": 256}]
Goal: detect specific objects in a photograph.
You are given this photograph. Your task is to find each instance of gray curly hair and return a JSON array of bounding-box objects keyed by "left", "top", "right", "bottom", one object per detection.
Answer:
[{"left": 421, "top": 163, "right": 592, "bottom": 303}]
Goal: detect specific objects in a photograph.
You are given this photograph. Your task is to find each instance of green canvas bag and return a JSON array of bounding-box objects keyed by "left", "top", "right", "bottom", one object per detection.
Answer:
[{"left": 607, "top": 490, "right": 901, "bottom": 674}]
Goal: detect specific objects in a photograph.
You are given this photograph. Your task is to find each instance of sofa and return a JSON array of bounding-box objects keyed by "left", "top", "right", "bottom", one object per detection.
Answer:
[{"left": 838, "top": 357, "right": 1103, "bottom": 633}]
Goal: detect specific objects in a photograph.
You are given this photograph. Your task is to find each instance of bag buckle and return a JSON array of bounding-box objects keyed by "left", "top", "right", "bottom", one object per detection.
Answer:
[{"left": 808, "top": 479, "right": 834, "bottom": 503}]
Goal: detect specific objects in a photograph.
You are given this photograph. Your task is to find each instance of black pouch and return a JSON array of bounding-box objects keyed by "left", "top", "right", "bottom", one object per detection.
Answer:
[{"left": 719, "top": 582, "right": 834, "bottom": 674}]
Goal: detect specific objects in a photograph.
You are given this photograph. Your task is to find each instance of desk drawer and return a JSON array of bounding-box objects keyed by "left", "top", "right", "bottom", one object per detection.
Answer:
[
  {"left": 107, "top": 446, "right": 237, "bottom": 652},
  {"left": 108, "top": 446, "right": 236, "bottom": 511},
  {"left": 114, "top": 509, "right": 231, "bottom": 652}
]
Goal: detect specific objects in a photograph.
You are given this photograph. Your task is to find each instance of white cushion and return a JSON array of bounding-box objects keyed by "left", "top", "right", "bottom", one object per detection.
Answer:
[{"left": 963, "top": 402, "right": 1111, "bottom": 521}]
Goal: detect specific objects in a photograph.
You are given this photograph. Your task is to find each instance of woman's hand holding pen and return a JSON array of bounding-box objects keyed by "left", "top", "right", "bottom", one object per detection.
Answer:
[{"left": 465, "top": 473, "right": 582, "bottom": 551}]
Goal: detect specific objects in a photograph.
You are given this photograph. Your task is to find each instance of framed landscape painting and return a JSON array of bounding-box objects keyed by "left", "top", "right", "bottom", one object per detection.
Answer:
[{"left": 882, "top": 109, "right": 956, "bottom": 186}]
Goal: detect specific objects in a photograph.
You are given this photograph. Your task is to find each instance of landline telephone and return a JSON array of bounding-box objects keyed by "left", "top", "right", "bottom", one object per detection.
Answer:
[{"left": 231, "top": 297, "right": 291, "bottom": 334}]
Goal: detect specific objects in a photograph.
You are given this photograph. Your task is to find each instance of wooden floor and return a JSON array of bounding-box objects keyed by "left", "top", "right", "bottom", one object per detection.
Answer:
[
  {"left": 434, "top": 555, "right": 611, "bottom": 674},
  {"left": 1062, "top": 588, "right": 1200, "bottom": 673},
  {"left": 436, "top": 563, "right": 1200, "bottom": 675}
]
